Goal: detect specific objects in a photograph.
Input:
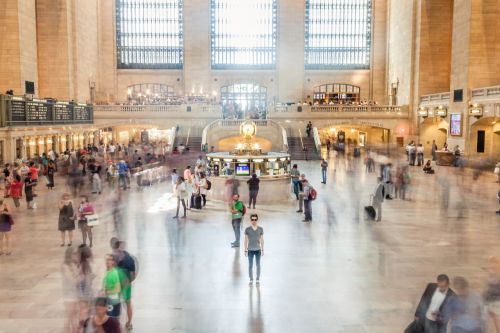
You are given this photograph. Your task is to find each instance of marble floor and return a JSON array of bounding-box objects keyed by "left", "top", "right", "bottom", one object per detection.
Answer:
[{"left": 0, "top": 153, "right": 499, "bottom": 333}]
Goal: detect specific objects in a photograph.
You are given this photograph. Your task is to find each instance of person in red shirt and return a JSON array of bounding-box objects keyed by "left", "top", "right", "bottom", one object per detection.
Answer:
[
  {"left": 9, "top": 175, "right": 23, "bottom": 208},
  {"left": 28, "top": 161, "right": 39, "bottom": 196}
]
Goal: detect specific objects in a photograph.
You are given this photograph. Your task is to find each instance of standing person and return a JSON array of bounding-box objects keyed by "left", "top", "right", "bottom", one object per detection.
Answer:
[
  {"left": 185, "top": 174, "right": 194, "bottom": 210},
  {"left": 244, "top": 214, "right": 264, "bottom": 285},
  {"left": 46, "top": 160, "right": 56, "bottom": 189},
  {"left": 409, "top": 142, "right": 417, "bottom": 166},
  {"left": 326, "top": 138, "right": 331, "bottom": 152},
  {"left": 446, "top": 276, "right": 485, "bottom": 333},
  {"left": 199, "top": 173, "right": 209, "bottom": 207},
  {"left": 306, "top": 121, "right": 312, "bottom": 137},
  {"left": 0, "top": 200, "right": 13, "bottom": 255},
  {"left": 432, "top": 140, "right": 438, "bottom": 161},
  {"left": 247, "top": 174, "right": 260, "bottom": 209},
  {"left": 382, "top": 163, "right": 394, "bottom": 200},
  {"left": 61, "top": 247, "right": 78, "bottom": 333},
  {"left": 59, "top": 193, "right": 75, "bottom": 247},
  {"left": 173, "top": 177, "right": 187, "bottom": 219},
  {"left": 290, "top": 164, "right": 301, "bottom": 200},
  {"left": 417, "top": 144, "right": 425, "bottom": 166},
  {"left": 301, "top": 179, "right": 313, "bottom": 222},
  {"left": 110, "top": 238, "right": 136, "bottom": 331},
  {"left": 76, "top": 244, "right": 94, "bottom": 330},
  {"left": 78, "top": 195, "right": 95, "bottom": 247},
  {"left": 230, "top": 194, "right": 244, "bottom": 248},
  {"left": 372, "top": 177, "right": 385, "bottom": 222},
  {"left": 413, "top": 274, "right": 455, "bottom": 333},
  {"left": 170, "top": 168, "right": 179, "bottom": 193},
  {"left": 9, "top": 174, "right": 23, "bottom": 208},
  {"left": 102, "top": 254, "right": 123, "bottom": 318},
  {"left": 3, "top": 163, "right": 11, "bottom": 197},
  {"left": 117, "top": 160, "right": 129, "bottom": 191},
  {"left": 320, "top": 159, "right": 328, "bottom": 184},
  {"left": 24, "top": 172, "right": 36, "bottom": 209},
  {"left": 82, "top": 298, "right": 121, "bottom": 333}
]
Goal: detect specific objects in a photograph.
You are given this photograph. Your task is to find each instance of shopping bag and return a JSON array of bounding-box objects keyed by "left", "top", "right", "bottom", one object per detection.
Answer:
[{"left": 86, "top": 214, "right": 100, "bottom": 227}]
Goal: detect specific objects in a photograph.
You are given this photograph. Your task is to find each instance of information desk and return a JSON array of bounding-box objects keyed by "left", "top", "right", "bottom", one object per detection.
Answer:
[
  {"left": 207, "top": 174, "right": 291, "bottom": 203},
  {"left": 436, "top": 151, "right": 454, "bottom": 166},
  {"left": 206, "top": 152, "right": 291, "bottom": 177}
]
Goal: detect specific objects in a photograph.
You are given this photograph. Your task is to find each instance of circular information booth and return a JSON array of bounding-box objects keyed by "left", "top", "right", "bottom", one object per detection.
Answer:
[
  {"left": 205, "top": 120, "right": 292, "bottom": 203},
  {"left": 206, "top": 152, "right": 291, "bottom": 203}
]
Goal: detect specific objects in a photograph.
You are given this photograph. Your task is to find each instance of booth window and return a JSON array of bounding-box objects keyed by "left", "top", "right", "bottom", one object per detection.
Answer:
[
  {"left": 305, "top": 0, "right": 372, "bottom": 69},
  {"left": 211, "top": 0, "right": 277, "bottom": 69},
  {"left": 116, "top": 0, "right": 183, "bottom": 69}
]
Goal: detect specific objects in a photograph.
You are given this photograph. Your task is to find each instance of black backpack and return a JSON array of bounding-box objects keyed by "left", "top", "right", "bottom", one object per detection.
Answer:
[{"left": 205, "top": 179, "right": 212, "bottom": 190}]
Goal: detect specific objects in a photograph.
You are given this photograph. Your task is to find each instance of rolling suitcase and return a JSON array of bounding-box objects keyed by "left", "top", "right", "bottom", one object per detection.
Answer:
[{"left": 194, "top": 194, "right": 202, "bottom": 209}]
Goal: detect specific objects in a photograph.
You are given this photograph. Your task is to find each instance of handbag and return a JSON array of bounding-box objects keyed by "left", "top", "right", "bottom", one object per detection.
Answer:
[
  {"left": 495, "top": 167, "right": 500, "bottom": 174},
  {"left": 85, "top": 214, "right": 100, "bottom": 227}
]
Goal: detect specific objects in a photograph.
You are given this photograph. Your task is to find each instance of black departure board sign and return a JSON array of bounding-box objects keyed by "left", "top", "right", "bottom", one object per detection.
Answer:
[
  {"left": 3, "top": 96, "right": 93, "bottom": 126},
  {"left": 54, "top": 103, "right": 72, "bottom": 121},
  {"left": 10, "top": 99, "right": 27, "bottom": 122}
]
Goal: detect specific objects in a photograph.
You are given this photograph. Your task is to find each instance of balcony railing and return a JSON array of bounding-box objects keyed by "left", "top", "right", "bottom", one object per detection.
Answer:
[
  {"left": 471, "top": 85, "right": 500, "bottom": 99},
  {"left": 94, "top": 104, "right": 221, "bottom": 113},
  {"left": 311, "top": 105, "right": 403, "bottom": 113}
]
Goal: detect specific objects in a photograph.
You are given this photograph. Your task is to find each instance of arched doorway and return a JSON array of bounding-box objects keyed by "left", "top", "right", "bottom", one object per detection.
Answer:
[
  {"left": 419, "top": 118, "right": 448, "bottom": 153},
  {"left": 470, "top": 117, "right": 500, "bottom": 158},
  {"left": 220, "top": 83, "right": 267, "bottom": 119},
  {"left": 318, "top": 124, "right": 391, "bottom": 150}
]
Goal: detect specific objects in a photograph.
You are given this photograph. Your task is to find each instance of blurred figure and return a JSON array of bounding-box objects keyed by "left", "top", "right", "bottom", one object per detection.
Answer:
[
  {"left": 24, "top": 171, "right": 36, "bottom": 209},
  {"left": 414, "top": 274, "right": 455, "bottom": 333},
  {"left": 58, "top": 193, "right": 75, "bottom": 247},
  {"left": 301, "top": 179, "right": 313, "bottom": 222},
  {"left": 0, "top": 200, "right": 13, "bottom": 255},
  {"left": 372, "top": 177, "right": 385, "bottom": 222},
  {"left": 173, "top": 177, "right": 187, "bottom": 219},
  {"left": 496, "top": 189, "right": 500, "bottom": 214},
  {"left": 112, "top": 190, "right": 124, "bottom": 237},
  {"left": 46, "top": 160, "right": 56, "bottom": 189},
  {"left": 438, "top": 176, "right": 450, "bottom": 214},
  {"left": 61, "top": 247, "right": 78, "bottom": 333},
  {"left": 417, "top": 144, "right": 424, "bottom": 166},
  {"left": 199, "top": 173, "right": 208, "bottom": 207},
  {"left": 244, "top": 214, "right": 264, "bottom": 285},
  {"left": 382, "top": 163, "right": 394, "bottom": 200},
  {"left": 9, "top": 174, "right": 23, "bottom": 208},
  {"left": 423, "top": 160, "right": 435, "bottom": 174},
  {"left": 494, "top": 162, "right": 500, "bottom": 183},
  {"left": 432, "top": 140, "right": 438, "bottom": 161},
  {"left": 110, "top": 238, "right": 136, "bottom": 331},
  {"left": 484, "top": 257, "right": 500, "bottom": 333},
  {"left": 82, "top": 297, "right": 121, "bottom": 333},
  {"left": 247, "top": 174, "right": 260, "bottom": 209},
  {"left": 290, "top": 164, "right": 301, "bottom": 200},
  {"left": 446, "top": 276, "right": 485, "bottom": 333},
  {"left": 320, "top": 159, "right": 328, "bottom": 184},
  {"left": 296, "top": 174, "right": 306, "bottom": 213},
  {"left": 76, "top": 244, "right": 94, "bottom": 331},
  {"left": 230, "top": 194, "right": 244, "bottom": 247}
]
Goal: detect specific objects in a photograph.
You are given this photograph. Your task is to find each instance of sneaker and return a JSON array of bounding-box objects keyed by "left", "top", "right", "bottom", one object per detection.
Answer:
[
  {"left": 256, "top": 280, "right": 260, "bottom": 284},
  {"left": 296, "top": 210, "right": 303, "bottom": 213},
  {"left": 231, "top": 243, "right": 240, "bottom": 248},
  {"left": 249, "top": 280, "right": 253, "bottom": 285}
]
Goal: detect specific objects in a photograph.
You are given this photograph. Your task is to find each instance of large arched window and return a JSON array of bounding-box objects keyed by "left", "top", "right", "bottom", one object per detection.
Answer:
[
  {"left": 305, "top": 0, "right": 372, "bottom": 69},
  {"left": 211, "top": 0, "right": 277, "bottom": 69},
  {"left": 313, "top": 83, "right": 361, "bottom": 104},
  {"left": 127, "top": 83, "right": 175, "bottom": 105},
  {"left": 116, "top": 0, "right": 183, "bottom": 69},
  {"left": 221, "top": 84, "right": 268, "bottom": 119}
]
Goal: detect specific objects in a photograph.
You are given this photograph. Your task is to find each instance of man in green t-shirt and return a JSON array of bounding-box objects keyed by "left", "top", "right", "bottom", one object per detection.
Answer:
[
  {"left": 230, "top": 194, "right": 244, "bottom": 248},
  {"left": 103, "top": 254, "right": 123, "bottom": 318}
]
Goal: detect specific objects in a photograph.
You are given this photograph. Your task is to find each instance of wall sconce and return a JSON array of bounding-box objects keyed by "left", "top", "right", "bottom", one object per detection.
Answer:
[
  {"left": 350, "top": 128, "right": 356, "bottom": 133},
  {"left": 47, "top": 139, "right": 53, "bottom": 144},
  {"left": 60, "top": 137, "right": 66, "bottom": 142},
  {"left": 469, "top": 103, "right": 483, "bottom": 118},
  {"left": 79, "top": 135, "right": 84, "bottom": 140},
  {"left": 73, "top": 135, "right": 79, "bottom": 140},
  {"left": 435, "top": 105, "right": 447, "bottom": 117},
  {"left": 29, "top": 140, "right": 36, "bottom": 146},
  {"left": 89, "top": 134, "right": 94, "bottom": 139},
  {"left": 37, "top": 139, "right": 44, "bottom": 145},
  {"left": 418, "top": 107, "right": 428, "bottom": 118}
]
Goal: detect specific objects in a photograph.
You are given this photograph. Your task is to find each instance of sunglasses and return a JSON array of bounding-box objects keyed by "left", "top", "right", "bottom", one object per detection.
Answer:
[{"left": 251, "top": 219, "right": 257, "bottom": 221}]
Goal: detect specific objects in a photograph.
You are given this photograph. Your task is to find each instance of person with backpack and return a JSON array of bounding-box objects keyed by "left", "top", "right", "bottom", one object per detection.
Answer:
[
  {"left": 301, "top": 179, "right": 316, "bottom": 222},
  {"left": 110, "top": 237, "right": 136, "bottom": 331},
  {"left": 230, "top": 194, "right": 245, "bottom": 247}
]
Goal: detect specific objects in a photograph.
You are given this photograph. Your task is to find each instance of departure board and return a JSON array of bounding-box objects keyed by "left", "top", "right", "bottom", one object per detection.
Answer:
[
  {"left": 54, "top": 104, "right": 72, "bottom": 121},
  {"left": 74, "top": 105, "right": 91, "bottom": 121},
  {"left": 10, "top": 99, "right": 27, "bottom": 122},
  {"left": 27, "top": 102, "right": 50, "bottom": 121}
]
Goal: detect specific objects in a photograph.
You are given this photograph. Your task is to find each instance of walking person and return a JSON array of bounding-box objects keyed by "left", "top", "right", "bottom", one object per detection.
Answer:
[
  {"left": 290, "top": 164, "right": 301, "bottom": 200},
  {"left": 9, "top": 174, "right": 23, "bottom": 208},
  {"left": 59, "top": 193, "right": 75, "bottom": 247},
  {"left": 417, "top": 144, "right": 424, "bottom": 166},
  {"left": 46, "top": 160, "right": 56, "bottom": 189},
  {"left": 247, "top": 173, "right": 260, "bottom": 209},
  {"left": 24, "top": 172, "right": 36, "bottom": 209},
  {"left": 76, "top": 244, "right": 94, "bottom": 331},
  {"left": 244, "top": 214, "right": 264, "bottom": 285},
  {"left": 173, "top": 177, "right": 187, "bottom": 219},
  {"left": 446, "top": 276, "right": 485, "bottom": 333},
  {"left": 320, "top": 159, "right": 328, "bottom": 184},
  {"left": 78, "top": 195, "right": 95, "bottom": 247},
  {"left": 296, "top": 174, "right": 306, "bottom": 213},
  {"left": 484, "top": 256, "right": 500, "bottom": 333},
  {"left": 199, "top": 173, "right": 209, "bottom": 207},
  {"left": 373, "top": 177, "right": 385, "bottom": 222},
  {"left": 413, "top": 274, "right": 455, "bottom": 333},
  {"left": 432, "top": 140, "right": 438, "bottom": 161},
  {"left": 0, "top": 200, "right": 13, "bottom": 255},
  {"left": 110, "top": 237, "right": 136, "bottom": 331},
  {"left": 302, "top": 179, "right": 313, "bottom": 222},
  {"left": 102, "top": 254, "right": 123, "bottom": 318},
  {"left": 230, "top": 194, "right": 244, "bottom": 247}
]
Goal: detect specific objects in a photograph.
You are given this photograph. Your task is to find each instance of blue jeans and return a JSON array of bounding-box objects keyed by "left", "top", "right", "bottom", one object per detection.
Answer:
[
  {"left": 321, "top": 168, "right": 327, "bottom": 183},
  {"left": 232, "top": 218, "right": 241, "bottom": 245},
  {"left": 292, "top": 179, "right": 300, "bottom": 199},
  {"left": 248, "top": 250, "right": 261, "bottom": 280},
  {"left": 304, "top": 199, "right": 312, "bottom": 221}
]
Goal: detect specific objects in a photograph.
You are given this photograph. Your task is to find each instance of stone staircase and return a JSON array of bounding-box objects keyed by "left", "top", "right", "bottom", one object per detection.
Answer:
[
  {"left": 288, "top": 136, "right": 321, "bottom": 161},
  {"left": 173, "top": 136, "right": 202, "bottom": 153}
]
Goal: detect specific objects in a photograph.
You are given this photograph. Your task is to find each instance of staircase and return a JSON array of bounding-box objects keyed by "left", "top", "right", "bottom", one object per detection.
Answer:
[
  {"left": 288, "top": 136, "right": 321, "bottom": 161},
  {"left": 173, "top": 136, "right": 202, "bottom": 153}
]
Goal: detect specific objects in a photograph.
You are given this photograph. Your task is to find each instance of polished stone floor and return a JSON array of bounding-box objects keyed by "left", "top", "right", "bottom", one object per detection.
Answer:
[{"left": 0, "top": 153, "right": 499, "bottom": 333}]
